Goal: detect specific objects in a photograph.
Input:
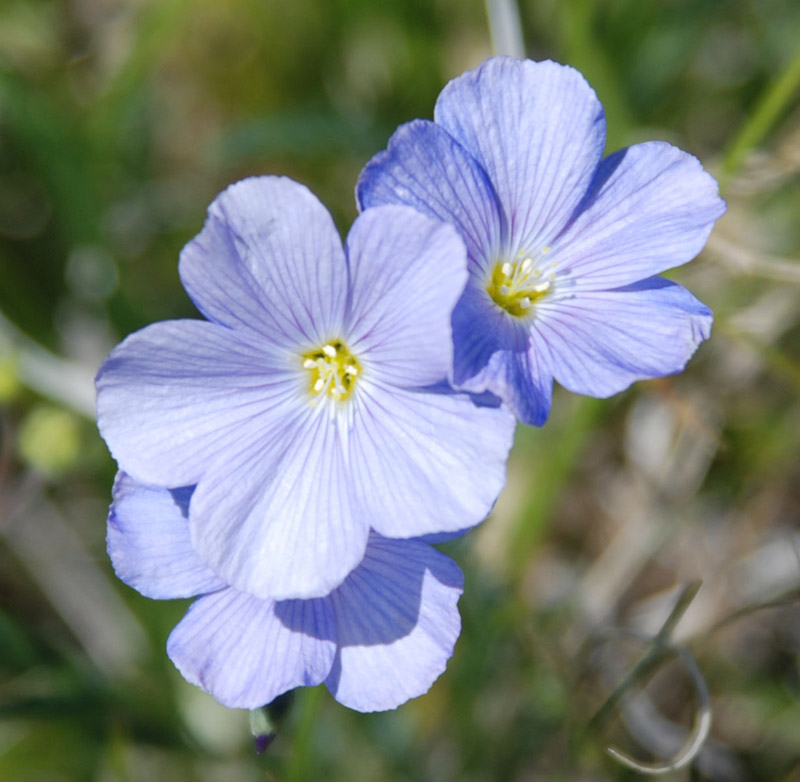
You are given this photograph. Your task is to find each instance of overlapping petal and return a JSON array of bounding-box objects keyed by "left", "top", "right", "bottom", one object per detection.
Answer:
[
  {"left": 459, "top": 342, "right": 553, "bottom": 427},
  {"left": 110, "top": 479, "right": 463, "bottom": 712},
  {"left": 189, "top": 402, "right": 370, "bottom": 601},
  {"left": 356, "top": 120, "right": 505, "bottom": 268},
  {"left": 167, "top": 588, "right": 337, "bottom": 710},
  {"left": 179, "top": 176, "right": 347, "bottom": 346},
  {"left": 434, "top": 57, "right": 606, "bottom": 250},
  {"left": 97, "top": 319, "right": 372, "bottom": 600},
  {"left": 326, "top": 534, "right": 463, "bottom": 712},
  {"left": 345, "top": 205, "right": 468, "bottom": 388},
  {"left": 107, "top": 473, "right": 225, "bottom": 600},
  {"left": 95, "top": 319, "right": 299, "bottom": 488},
  {"left": 98, "top": 176, "right": 516, "bottom": 601},
  {"left": 537, "top": 277, "right": 713, "bottom": 398},
  {"left": 450, "top": 284, "right": 525, "bottom": 386},
  {"left": 551, "top": 142, "right": 726, "bottom": 287},
  {"left": 348, "top": 383, "right": 515, "bottom": 539},
  {"left": 448, "top": 287, "right": 553, "bottom": 425},
  {"left": 168, "top": 534, "right": 464, "bottom": 713}
]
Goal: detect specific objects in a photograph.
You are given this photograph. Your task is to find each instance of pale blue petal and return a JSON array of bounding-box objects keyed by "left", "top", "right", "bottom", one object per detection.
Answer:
[
  {"left": 349, "top": 383, "right": 515, "bottom": 538},
  {"left": 356, "top": 120, "right": 505, "bottom": 270},
  {"left": 434, "top": 58, "right": 605, "bottom": 251},
  {"left": 502, "top": 344, "right": 555, "bottom": 427},
  {"left": 450, "top": 283, "right": 522, "bottom": 388},
  {"left": 189, "top": 404, "right": 370, "bottom": 601},
  {"left": 551, "top": 142, "right": 726, "bottom": 287},
  {"left": 449, "top": 286, "right": 553, "bottom": 425},
  {"left": 344, "top": 205, "right": 467, "bottom": 388},
  {"left": 179, "top": 176, "right": 348, "bottom": 346},
  {"left": 324, "top": 534, "right": 463, "bottom": 712},
  {"left": 95, "top": 320, "right": 299, "bottom": 487},
  {"left": 167, "top": 588, "right": 336, "bottom": 710},
  {"left": 539, "top": 277, "right": 713, "bottom": 397},
  {"left": 107, "top": 474, "right": 225, "bottom": 600},
  {"left": 412, "top": 529, "right": 472, "bottom": 545},
  {"left": 457, "top": 340, "right": 553, "bottom": 427}
]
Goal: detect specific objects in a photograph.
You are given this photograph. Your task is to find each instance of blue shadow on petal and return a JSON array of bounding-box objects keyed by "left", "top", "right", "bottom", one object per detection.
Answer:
[
  {"left": 320, "top": 535, "right": 464, "bottom": 698},
  {"left": 326, "top": 650, "right": 345, "bottom": 694},
  {"left": 274, "top": 534, "right": 462, "bottom": 646},
  {"left": 556, "top": 147, "right": 628, "bottom": 239},
  {"left": 109, "top": 475, "right": 228, "bottom": 600},
  {"left": 609, "top": 275, "right": 713, "bottom": 340},
  {"left": 609, "top": 275, "right": 709, "bottom": 302},
  {"left": 274, "top": 598, "right": 338, "bottom": 642},
  {"left": 414, "top": 529, "right": 472, "bottom": 545},
  {"left": 416, "top": 378, "right": 503, "bottom": 409},
  {"left": 168, "top": 485, "right": 194, "bottom": 518},
  {"left": 451, "top": 286, "right": 531, "bottom": 385}
]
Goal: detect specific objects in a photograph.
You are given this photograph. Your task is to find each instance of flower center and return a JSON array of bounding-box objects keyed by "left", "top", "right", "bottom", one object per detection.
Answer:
[
  {"left": 302, "top": 340, "right": 361, "bottom": 402},
  {"left": 486, "top": 250, "right": 556, "bottom": 317}
]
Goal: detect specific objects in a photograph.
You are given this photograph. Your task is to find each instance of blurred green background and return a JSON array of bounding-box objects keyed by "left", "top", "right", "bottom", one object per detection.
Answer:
[{"left": 1, "top": 0, "right": 800, "bottom": 779}]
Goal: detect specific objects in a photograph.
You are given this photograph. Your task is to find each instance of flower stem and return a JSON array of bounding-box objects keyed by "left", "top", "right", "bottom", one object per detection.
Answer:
[
  {"left": 484, "top": 0, "right": 525, "bottom": 58},
  {"left": 286, "top": 686, "right": 323, "bottom": 782},
  {"left": 586, "top": 582, "right": 711, "bottom": 775}
]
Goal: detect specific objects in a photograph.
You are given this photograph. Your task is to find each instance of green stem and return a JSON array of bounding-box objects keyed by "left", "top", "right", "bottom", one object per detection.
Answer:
[
  {"left": 484, "top": 0, "right": 525, "bottom": 58},
  {"left": 588, "top": 581, "right": 702, "bottom": 732},
  {"left": 587, "top": 643, "right": 672, "bottom": 735},
  {"left": 286, "top": 686, "right": 323, "bottom": 782}
]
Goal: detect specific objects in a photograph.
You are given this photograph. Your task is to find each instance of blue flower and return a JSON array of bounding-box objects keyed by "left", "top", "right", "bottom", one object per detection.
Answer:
[
  {"left": 357, "top": 57, "right": 726, "bottom": 425},
  {"left": 109, "top": 474, "right": 464, "bottom": 712},
  {"left": 96, "top": 176, "right": 515, "bottom": 600}
]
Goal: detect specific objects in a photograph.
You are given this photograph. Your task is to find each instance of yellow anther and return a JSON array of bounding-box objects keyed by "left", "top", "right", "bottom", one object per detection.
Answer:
[
  {"left": 301, "top": 340, "right": 362, "bottom": 403},
  {"left": 486, "top": 251, "right": 555, "bottom": 317}
]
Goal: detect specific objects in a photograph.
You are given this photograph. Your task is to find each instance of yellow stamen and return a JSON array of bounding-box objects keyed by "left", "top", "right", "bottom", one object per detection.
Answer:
[
  {"left": 486, "top": 251, "right": 555, "bottom": 317},
  {"left": 301, "top": 340, "right": 362, "bottom": 403}
]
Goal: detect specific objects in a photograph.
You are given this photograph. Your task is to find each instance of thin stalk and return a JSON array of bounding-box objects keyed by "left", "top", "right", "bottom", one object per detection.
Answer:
[
  {"left": 484, "top": 0, "right": 525, "bottom": 58},
  {"left": 586, "top": 582, "right": 711, "bottom": 774},
  {"left": 589, "top": 581, "right": 701, "bottom": 731},
  {"left": 286, "top": 686, "right": 323, "bottom": 782}
]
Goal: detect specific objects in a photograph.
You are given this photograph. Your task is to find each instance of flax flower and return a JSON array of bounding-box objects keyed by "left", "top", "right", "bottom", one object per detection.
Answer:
[
  {"left": 96, "top": 176, "right": 514, "bottom": 600},
  {"left": 358, "top": 57, "right": 726, "bottom": 425}
]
